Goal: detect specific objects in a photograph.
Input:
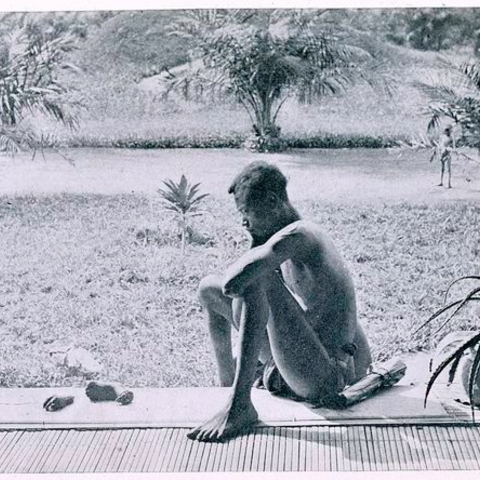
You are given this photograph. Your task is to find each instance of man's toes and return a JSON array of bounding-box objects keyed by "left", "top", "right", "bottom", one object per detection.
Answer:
[
  {"left": 187, "top": 427, "right": 201, "bottom": 440},
  {"left": 196, "top": 430, "right": 208, "bottom": 442}
]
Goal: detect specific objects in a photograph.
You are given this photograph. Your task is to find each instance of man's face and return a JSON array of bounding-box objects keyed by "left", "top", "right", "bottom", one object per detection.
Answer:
[{"left": 236, "top": 198, "right": 277, "bottom": 246}]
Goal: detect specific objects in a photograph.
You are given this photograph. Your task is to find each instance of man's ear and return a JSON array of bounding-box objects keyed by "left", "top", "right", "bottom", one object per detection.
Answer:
[{"left": 265, "top": 192, "right": 280, "bottom": 209}]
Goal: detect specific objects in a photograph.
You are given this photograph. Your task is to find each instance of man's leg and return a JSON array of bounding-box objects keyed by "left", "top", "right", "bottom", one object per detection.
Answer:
[
  {"left": 198, "top": 274, "right": 236, "bottom": 386},
  {"left": 198, "top": 274, "right": 271, "bottom": 387},
  {"left": 265, "top": 273, "right": 339, "bottom": 401},
  {"left": 447, "top": 156, "right": 452, "bottom": 188},
  {"left": 191, "top": 273, "right": 347, "bottom": 442},
  {"left": 352, "top": 323, "right": 372, "bottom": 381},
  {"left": 438, "top": 160, "right": 445, "bottom": 186},
  {"left": 188, "top": 282, "right": 270, "bottom": 441}
]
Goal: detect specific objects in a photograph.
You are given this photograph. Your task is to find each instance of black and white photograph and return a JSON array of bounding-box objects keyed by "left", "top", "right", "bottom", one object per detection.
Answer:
[{"left": 1, "top": 0, "right": 480, "bottom": 475}]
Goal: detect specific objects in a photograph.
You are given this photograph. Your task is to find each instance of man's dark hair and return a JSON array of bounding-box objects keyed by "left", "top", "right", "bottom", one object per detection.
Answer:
[{"left": 228, "top": 161, "right": 288, "bottom": 206}]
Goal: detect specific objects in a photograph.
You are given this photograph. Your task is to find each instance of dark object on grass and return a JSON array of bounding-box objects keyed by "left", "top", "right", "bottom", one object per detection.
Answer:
[
  {"left": 85, "top": 381, "right": 134, "bottom": 405},
  {"left": 43, "top": 395, "right": 74, "bottom": 412}
]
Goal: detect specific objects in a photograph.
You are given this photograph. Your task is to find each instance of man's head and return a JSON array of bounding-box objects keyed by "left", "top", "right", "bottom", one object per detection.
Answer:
[{"left": 228, "top": 161, "right": 292, "bottom": 245}]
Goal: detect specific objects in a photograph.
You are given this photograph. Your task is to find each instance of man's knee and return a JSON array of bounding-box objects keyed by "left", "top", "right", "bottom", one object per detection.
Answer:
[{"left": 198, "top": 274, "right": 223, "bottom": 306}]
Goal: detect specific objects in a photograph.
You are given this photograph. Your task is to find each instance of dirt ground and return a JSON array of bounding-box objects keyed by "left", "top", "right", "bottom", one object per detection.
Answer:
[{"left": 1, "top": 147, "right": 479, "bottom": 203}]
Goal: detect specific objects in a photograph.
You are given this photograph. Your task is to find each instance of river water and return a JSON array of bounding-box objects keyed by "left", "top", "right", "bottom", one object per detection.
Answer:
[{"left": 0, "top": 148, "right": 478, "bottom": 203}]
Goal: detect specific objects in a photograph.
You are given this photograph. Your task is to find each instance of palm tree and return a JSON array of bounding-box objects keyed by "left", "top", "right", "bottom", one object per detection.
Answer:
[
  {"left": 0, "top": 17, "right": 79, "bottom": 154},
  {"left": 162, "top": 9, "right": 390, "bottom": 152},
  {"left": 414, "top": 57, "right": 480, "bottom": 148}
]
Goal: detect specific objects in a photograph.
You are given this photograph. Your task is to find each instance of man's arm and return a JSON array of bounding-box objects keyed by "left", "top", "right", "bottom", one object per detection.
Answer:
[{"left": 223, "top": 221, "right": 317, "bottom": 297}]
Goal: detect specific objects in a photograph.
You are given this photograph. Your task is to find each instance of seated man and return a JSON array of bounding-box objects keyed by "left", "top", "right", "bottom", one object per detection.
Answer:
[{"left": 189, "top": 161, "right": 372, "bottom": 442}]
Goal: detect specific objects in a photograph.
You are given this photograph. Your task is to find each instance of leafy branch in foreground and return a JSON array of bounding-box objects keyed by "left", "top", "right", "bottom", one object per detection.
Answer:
[
  {"left": 157, "top": 175, "right": 210, "bottom": 253},
  {"left": 415, "top": 276, "right": 480, "bottom": 419}
]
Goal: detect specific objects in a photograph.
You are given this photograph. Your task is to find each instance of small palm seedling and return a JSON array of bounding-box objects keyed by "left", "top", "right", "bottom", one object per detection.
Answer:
[
  {"left": 414, "top": 276, "right": 480, "bottom": 419},
  {"left": 157, "top": 175, "right": 210, "bottom": 253}
]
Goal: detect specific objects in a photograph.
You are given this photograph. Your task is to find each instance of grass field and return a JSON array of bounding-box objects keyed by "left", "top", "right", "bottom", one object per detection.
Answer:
[{"left": 1, "top": 149, "right": 480, "bottom": 389}]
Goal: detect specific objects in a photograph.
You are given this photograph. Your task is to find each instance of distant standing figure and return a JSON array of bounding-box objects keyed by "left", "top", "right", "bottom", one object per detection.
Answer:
[{"left": 430, "top": 125, "right": 455, "bottom": 188}]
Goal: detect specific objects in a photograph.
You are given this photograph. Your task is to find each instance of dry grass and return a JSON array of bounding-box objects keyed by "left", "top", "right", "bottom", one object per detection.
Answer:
[{"left": 1, "top": 193, "right": 479, "bottom": 388}]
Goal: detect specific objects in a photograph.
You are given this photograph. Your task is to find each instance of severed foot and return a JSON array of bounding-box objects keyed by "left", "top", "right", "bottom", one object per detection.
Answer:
[
  {"left": 85, "top": 381, "right": 134, "bottom": 405},
  {"left": 43, "top": 395, "right": 74, "bottom": 412},
  {"left": 187, "top": 399, "right": 258, "bottom": 442}
]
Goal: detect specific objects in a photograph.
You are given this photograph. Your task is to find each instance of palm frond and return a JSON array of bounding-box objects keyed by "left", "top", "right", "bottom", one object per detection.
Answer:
[
  {"left": 448, "top": 355, "right": 462, "bottom": 385},
  {"left": 444, "top": 276, "right": 480, "bottom": 304},
  {"left": 0, "top": 124, "right": 37, "bottom": 153},
  {"left": 414, "top": 81, "right": 463, "bottom": 105},
  {"left": 425, "top": 331, "right": 480, "bottom": 407},
  {"left": 468, "top": 346, "right": 480, "bottom": 420},
  {"left": 432, "top": 287, "right": 480, "bottom": 335},
  {"left": 413, "top": 297, "right": 480, "bottom": 335},
  {"left": 461, "top": 61, "right": 480, "bottom": 92}
]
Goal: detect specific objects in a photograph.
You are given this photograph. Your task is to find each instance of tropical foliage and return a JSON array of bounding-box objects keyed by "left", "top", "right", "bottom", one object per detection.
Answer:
[
  {"left": 352, "top": 8, "right": 480, "bottom": 53},
  {"left": 162, "top": 9, "right": 390, "bottom": 151},
  {"left": 157, "top": 175, "right": 210, "bottom": 253},
  {"left": 415, "top": 276, "right": 480, "bottom": 418},
  {"left": 414, "top": 57, "right": 480, "bottom": 148},
  {"left": 0, "top": 15, "right": 79, "bottom": 154}
]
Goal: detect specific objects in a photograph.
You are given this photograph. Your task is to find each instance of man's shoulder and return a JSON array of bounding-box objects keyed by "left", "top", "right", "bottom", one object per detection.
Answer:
[{"left": 274, "top": 219, "right": 324, "bottom": 242}]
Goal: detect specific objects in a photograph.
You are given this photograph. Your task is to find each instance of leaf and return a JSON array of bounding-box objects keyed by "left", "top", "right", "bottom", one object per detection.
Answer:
[
  {"left": 424, "top": 331, "right": 480, "bottom": 408},
  {"left": 413, "top": 295, "right": 480, "bottom": 335},
  {"left": 191, "top": 193, "right": 210, "bottom": 205},
  {"left": 448, "top": 355, "right": 462, "bottom": 385},
  {"left": 413, "top": 298, "right": 468, "bottom": 335},
  {"left": 179, "top": 174, "right": 188, "bottom": 192},
  {"left": 468, "top": 346, "right": 480, "bottom": 420},
  {"left": 444, "top": 276, "right": 480, "bottom": 304},
  {"left": 432, "top": 287, "right": 480, "bottom": 336}
]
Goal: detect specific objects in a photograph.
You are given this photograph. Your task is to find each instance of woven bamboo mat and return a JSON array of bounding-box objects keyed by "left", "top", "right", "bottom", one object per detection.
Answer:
[{"left": 0, "top": 424, "right": 479, "bottom": 473}]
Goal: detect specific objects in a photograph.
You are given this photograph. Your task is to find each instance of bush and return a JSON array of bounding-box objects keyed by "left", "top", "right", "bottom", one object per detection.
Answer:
[
  {"left": 65, "top": 132, "right": 403, "bottom": 150},
  {"left": 283, "top": 134, "right": 400, "bottom": 149}
]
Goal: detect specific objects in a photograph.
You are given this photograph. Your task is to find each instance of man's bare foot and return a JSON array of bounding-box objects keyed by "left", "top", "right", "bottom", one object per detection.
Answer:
[
  {"left": 187, "top": 399, "right": 258, "bottom": 442},
  {"left": 43, "top": 395, "right": 74, "bottom": 412},
  {"left": 85, "top": 381, "right": 134, "bottom": 405}
]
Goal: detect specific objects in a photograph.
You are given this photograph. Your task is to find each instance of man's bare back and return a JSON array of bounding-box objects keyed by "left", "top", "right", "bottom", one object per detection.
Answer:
[{"left": 189, "top": 161, "right": 372, "bottom": 442}]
